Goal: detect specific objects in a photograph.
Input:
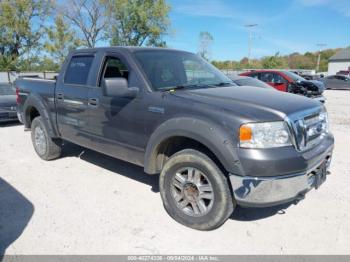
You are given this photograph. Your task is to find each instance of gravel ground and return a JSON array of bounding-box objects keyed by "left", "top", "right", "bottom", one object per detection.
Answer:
[{"left": 0, "top": 90, "right": 350, "bottom": 255}]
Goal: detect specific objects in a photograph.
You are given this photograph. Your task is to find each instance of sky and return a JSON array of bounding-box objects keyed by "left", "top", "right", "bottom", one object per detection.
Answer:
[{"left": 164, "top": 0, "right": 350, "bottom": 60}]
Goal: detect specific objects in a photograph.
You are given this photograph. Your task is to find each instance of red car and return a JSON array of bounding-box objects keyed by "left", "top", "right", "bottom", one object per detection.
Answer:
[
  {"left": 240, "top": 70, "right": 325, "bottom": 102},
  {"left": 240, "top": 70, "right": 292, "bottom": 92}
]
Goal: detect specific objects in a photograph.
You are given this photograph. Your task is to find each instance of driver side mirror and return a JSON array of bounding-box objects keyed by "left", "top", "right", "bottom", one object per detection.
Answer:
[{"left": 102, "top": 78, "right": 139, "bottom": 98}]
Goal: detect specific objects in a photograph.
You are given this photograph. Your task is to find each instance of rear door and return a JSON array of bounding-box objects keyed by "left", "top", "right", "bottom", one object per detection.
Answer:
[{"left": 55, "top": 55, "right": 94, "bottom": 147}]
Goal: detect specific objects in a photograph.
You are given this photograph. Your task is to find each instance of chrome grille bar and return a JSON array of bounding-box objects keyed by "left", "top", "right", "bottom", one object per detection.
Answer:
[{"left": 286, "top": 107, "right": 328, "bottom": 152}]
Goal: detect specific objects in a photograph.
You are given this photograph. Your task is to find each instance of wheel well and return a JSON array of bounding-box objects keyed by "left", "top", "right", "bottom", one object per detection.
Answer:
[
  {"left": 26, "top": 106, "right": 40, "bottom": 127},
  {"left": 154, "top": 136, "right": 226, "bottom": 175}
]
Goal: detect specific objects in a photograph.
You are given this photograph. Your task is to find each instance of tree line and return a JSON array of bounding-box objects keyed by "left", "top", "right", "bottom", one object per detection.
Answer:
[
  {"left": 212, "top": 49, "right": 341, "bottom": 72},
  {"left": 0, "top": 0, "right": 170, "bottom": 71},
  {"left": 0, "top": 0, "right": 343, "bottom": 73}
]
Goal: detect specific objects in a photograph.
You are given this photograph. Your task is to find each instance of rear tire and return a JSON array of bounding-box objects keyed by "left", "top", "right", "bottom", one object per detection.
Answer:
[
  {"left": 159, "top": 149, "right": 235, "bottom": 230},
  {"left": 31, "top": 116, "right": 62, "bottom": 160}
]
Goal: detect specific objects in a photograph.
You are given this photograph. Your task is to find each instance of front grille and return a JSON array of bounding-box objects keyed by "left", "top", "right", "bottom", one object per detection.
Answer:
[{"left": 287, "top": 109, "right": 328, "bottom": 151}]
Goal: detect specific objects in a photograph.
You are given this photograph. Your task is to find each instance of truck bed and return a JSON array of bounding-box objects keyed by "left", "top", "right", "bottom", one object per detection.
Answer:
[
  {"left": 16, "top": 77, "right": 56, "bottom": 94},
  {"left": 15, "top": 77, "right": 57, "bottom": 127}
]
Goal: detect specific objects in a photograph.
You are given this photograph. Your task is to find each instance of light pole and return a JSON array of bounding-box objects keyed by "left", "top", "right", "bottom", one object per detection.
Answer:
[
  {"left": 245, "top": 24, "right": 258, "bottom": 64},
  {"left": 316, "top": 43, "right": 327, "bottom": 72}
]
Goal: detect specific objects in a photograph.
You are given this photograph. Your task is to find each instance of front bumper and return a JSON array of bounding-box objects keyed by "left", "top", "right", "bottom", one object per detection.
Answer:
[{"left": 230, "top": 139, "right": 333, "bottom": 207}]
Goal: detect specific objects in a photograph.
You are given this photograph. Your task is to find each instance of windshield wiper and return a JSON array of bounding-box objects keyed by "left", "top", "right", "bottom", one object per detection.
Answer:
[
  {"left": 160, "top": 84, "right": 204, "bottom": 92},
  {"left": 212, "top": 82, "right": 234, "bottom": 87}
]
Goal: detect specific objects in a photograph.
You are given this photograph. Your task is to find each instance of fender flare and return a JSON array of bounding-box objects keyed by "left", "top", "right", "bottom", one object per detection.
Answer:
[
  {"left": 144, "top": 117, "right": 243, "bottom": 175},
  {"left": 23, "top": 94, "right": 59, "bottom": 138}
]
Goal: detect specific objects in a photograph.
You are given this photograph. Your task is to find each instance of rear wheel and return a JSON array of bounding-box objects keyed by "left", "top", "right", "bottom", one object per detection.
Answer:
[
  {"left": 159, "top": 149, "right": 235, "bottom": 230},
  {"left": 31, "top": 116, "right": 62, "bottom": 160}
]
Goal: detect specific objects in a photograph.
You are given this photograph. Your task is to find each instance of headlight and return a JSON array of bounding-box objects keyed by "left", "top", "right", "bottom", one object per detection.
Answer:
[
  {"left": 319, "top": 108, "right": 329, "bottom": 134},
  {"left": 239, "top": 121, "right": 292, "bottom": 148}
]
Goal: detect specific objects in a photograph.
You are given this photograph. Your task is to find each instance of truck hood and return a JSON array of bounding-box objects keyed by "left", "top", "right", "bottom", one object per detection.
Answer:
[
  {"left": 0, "top": 95, "right": 16, "bottom": 109},
  {"left": 172, "top": 86, "right": 321, "bottom": 121}
]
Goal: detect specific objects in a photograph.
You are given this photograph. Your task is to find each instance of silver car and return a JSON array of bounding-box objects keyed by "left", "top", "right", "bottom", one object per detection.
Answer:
[{"left": 321, "top": 75, "right": 350, "bottom": 90}]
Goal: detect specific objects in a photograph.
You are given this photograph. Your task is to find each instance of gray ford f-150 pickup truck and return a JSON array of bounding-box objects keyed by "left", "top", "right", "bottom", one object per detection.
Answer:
[{"left": 15, "top": 47, "right": 334, "bottom": 230}]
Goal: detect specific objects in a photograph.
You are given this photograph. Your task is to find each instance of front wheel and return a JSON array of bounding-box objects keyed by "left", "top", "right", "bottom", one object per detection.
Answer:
[
  {"left": 31, "top": 116, "right": 62, "bottom": 160},
  {"left": 159, "top": 149, "right": 235, "bottom": 230}
]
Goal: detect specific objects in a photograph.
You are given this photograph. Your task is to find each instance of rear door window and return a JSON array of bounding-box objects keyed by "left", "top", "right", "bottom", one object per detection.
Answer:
[
  {"left": 260, "top": 72, "right": 274, "bottom": 82},
  {"left": 248, "top": 72, "right": 259, "bottom": 79},
  {"left": 64, "top": 56, "right": 94, "bottom": 85}
]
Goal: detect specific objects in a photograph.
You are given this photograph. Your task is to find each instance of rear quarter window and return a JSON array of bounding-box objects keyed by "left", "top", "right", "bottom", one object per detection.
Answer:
[{"left": 64, "top": 56, "right": 94, "bottom": 85}]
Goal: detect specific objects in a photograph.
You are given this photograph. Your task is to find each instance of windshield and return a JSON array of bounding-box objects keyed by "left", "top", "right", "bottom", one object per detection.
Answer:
[
  {"left": 0, "top": 83, "right": 15, "bottom": 95},
  {"left": 283, "top": 71, "right": 305, "bottom": 82},
  {"left": 234, "top": 77, "right": 274, "bottom": 89},
  {"left": 133, "top": 50, "right": 233, "bottom": 91}
]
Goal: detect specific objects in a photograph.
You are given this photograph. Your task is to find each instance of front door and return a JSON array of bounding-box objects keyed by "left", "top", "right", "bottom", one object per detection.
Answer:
[
  {"left": 273, "top": 73, "right": 288, "bottom": 92},
  {"left": 260, "top": 72, "right": 288, "bottom": 92},
  {"left": 86, "top": 54, "right": 146, "bottom": 165}
]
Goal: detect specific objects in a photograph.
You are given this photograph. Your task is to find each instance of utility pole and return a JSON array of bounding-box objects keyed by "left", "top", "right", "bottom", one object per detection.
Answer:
[
  {"left": 245, "top": 24, "right": 258, "bottom": 64},
  {"left": 316, "top": 43, "right": 327, "bottom": 72}
]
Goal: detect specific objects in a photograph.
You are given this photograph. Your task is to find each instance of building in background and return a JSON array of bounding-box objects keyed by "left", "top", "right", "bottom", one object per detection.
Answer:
[{"left": 328, "top": 48, "right": 350, "bottom": 75}]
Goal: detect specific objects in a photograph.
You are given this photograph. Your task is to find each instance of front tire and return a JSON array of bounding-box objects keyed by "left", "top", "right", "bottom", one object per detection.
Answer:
[
  {"left": 31, "top": 116, "right": 62, "bottom": 160},
  {"left": 159, "top": 149, "right": 235, "bottom": 230}
]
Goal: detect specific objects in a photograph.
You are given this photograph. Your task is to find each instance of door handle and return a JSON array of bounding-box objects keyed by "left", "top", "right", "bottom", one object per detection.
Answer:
[
  {"left": 57, "top": 93, "right": 64, "bottom": 100},
  {"left": 88, "top": 98, "right": 99, "bottom": 107}
]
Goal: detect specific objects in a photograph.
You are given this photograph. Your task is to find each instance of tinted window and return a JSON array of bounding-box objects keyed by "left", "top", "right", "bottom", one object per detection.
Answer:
[
  {"left": 248, "top": 72, "right": 259, "bottom": 79},
  {"left": 64, "top": 56, "right": 94, "bottom": 85},
  {"left": 260, "top": 72, "right": 274, "bottom": 82}
]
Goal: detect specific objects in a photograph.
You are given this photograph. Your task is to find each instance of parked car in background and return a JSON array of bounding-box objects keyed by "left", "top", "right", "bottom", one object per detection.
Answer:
[
  {"left": 321, "top": 75, "right": 350, "bottom": 90},
  {"left": 229, "top": 75, "right": 274, "bottom": 89},
  {"left": 0, "top": 83, "right": 18, "bottom": 123},
  {"left": 337, "top": 70, "right": 350, "bottom": 76},
  {"left": 299, "top": 74, "right": 319, "bottom": 80},
  {"left": 240, "top": 70, "right": 325, "bottom": 103}
]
